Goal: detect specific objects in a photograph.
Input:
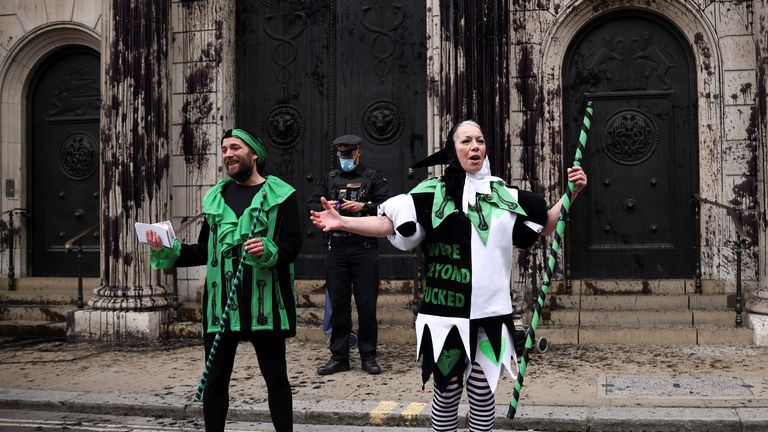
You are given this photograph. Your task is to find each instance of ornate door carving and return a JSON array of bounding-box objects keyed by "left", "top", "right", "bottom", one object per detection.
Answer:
[
  {"left": 29, "top": 48, "right": 101, "bottom": 276},
  {"left": 564, "top": 11, "right": 697, "bottom": 279},
  {"left": 237, "top": 1, "right": 427, "bottom": 278}
]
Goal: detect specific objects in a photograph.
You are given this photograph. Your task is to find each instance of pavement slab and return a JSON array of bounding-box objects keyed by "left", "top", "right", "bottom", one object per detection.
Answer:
[{"left": 0, "top": 337, "right": 767, "bottom": 429}]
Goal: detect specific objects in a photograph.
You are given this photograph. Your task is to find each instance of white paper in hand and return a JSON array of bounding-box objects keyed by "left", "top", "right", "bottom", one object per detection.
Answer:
[
  {"left": 153, "top": 220, "right": 177, "bottom": 241},
  {"left": 135, "top": 220, "right": 175, "bottom": 248}
]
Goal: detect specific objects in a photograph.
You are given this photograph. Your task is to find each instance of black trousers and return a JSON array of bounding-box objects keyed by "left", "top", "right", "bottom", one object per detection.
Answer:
[
  {"left": 203, "top": 332, "right": 292, "bottom": 432},
  {"left": 326, "top": 236, "right": 379, "bottom": 361}
]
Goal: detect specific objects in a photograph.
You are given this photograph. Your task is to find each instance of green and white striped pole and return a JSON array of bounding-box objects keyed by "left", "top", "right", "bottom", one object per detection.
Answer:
[
  {"left": 194, "top": 190, "right": 267, "bottom": 402},
  {"left": 508, "top": 101, "right": 593, "bottom": 419}
]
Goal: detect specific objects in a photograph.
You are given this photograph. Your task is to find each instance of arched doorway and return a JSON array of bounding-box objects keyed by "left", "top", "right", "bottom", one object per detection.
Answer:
[
  {"left": 236, "top": 2, "right": 427, "bottom": 278},
  {"left": 27, "top": 47, "right": 100, "bottom": 277},
  {"left": 563, "top": 11, "right": 698, "bottom": 279}
]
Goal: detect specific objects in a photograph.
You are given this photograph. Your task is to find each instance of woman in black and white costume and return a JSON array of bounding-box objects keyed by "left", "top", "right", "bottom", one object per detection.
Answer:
[{"left": 310, "top": 121, "right": 587, "bottom": 432}]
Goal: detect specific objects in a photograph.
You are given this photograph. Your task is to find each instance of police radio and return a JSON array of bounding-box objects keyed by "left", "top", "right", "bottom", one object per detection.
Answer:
[{"left": 335, "top": 183, "right": 363, "bottom": 216}]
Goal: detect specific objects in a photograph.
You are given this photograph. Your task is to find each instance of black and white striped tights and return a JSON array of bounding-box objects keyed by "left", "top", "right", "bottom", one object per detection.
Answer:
[{"left": 430, "top": 363, "right": 495, "bottom": 432}]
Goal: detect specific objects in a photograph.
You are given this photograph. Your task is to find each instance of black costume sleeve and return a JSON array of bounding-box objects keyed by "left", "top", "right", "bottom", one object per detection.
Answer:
[
  {"left": 275, "top": 191, "right": 303, "bottom": 266},
  {"left": 411, "top": 192, "right": 434, "bottom": 232},
  {"left": 512, "top": 190, "right": 549, "bottom": 249},
  {"left": 173, "top": 219, "right": 210, "bottom": 267},
  {"left": 364, "top": 171, "right": 391, "bottom": 215},
  {"left": 306, "top": 173, "right": 329, "bottom": 214}
]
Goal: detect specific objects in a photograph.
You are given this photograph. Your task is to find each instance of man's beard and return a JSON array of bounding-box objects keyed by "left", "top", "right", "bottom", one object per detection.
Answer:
[{"left": 226, "top": 157, "right": 253, "bottom": 182}]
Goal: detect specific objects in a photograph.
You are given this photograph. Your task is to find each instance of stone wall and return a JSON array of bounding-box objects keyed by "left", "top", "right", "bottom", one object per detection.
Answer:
[
  {"left": 0, "top": 0, "right": 102, "bottom": 280},
  {"left": 0, "top": 0, "right": 765, "bottom": 308},
  {"left": 427, "top": 0, "right": 766, "bottom": 295},
  {"left": 165, "top": 0, "right": 235, "bottom": 305}
]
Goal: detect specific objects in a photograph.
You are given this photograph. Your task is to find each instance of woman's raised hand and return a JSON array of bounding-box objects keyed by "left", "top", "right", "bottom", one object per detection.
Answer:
[
  {"left": 568, "top": 166, "right": 588, "bottom": 197},
  {"left": 310, "top": 196, "right": 343, "bottom": 232}
]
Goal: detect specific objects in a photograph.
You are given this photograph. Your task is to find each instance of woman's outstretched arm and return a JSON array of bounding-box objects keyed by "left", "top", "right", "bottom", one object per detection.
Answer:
[
  {"left": 310, "top": 196, "right": 395, "bottom": 237},
  {"left": 543, "top": 166, "right": 588, "bottom": 236}
]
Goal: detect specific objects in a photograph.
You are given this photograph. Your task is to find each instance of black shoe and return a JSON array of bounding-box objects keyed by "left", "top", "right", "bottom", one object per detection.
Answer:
[
  {"left": 361, "top": 358, "right": 381, "bottom": 375},
  {"left": 317, "top": 358, "right": 350, "bottom": 375}
]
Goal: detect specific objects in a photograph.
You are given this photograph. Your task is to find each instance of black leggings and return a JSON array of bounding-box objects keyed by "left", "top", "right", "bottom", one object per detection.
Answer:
[{"left": 203, "top": 332, "right": 293, "bottom": 432}]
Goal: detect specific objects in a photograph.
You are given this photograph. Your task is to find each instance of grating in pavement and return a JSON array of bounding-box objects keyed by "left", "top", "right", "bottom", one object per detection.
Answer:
[{"left": 601, "top": 375, "right": 754, "bottom": 398}]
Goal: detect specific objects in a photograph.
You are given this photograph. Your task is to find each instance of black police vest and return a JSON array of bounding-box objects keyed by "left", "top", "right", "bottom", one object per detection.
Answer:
[{"left": 328, "top": 167, "right": 376, "bottom": 217}]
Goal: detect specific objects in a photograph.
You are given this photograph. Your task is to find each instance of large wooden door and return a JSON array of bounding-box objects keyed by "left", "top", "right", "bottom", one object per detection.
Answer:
[
  {"left": 563, "top": 11, "right": 698, "bottom": 279},
  {"left": 236, "top": 1, "right": 427, "bottom": 278},
  {"left": 28, "top": 47, "right": 101, "bottom": 276}
]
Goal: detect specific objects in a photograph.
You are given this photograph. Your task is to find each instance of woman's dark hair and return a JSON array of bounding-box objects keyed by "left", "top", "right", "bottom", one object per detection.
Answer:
[
  {"left": 442, "top": 124, "right": 465, "bottom": 208},
  {"left": 410, "top": 120, "right": 488, "bottom": 212},
  {"left": 443, "top": 121, "right": 486, "bottom": 210}
]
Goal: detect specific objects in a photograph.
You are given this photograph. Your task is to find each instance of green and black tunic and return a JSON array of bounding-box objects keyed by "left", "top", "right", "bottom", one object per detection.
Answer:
[
  {"left": 379, "top": 176, "right": 548, "bottom": 392},
  {"left": 151, "top": 176, "right": 302, "bottom": 337}
]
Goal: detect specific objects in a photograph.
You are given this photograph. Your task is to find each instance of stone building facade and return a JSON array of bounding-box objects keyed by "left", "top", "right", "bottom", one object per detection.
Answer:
[{"left": 0, "top": 1, "right": 766, "bottom": 338}]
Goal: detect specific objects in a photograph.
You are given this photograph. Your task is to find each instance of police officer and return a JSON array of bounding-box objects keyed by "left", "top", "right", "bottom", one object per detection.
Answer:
[{"left": 307, "top": 134, "right": 390, "bottom": 375}]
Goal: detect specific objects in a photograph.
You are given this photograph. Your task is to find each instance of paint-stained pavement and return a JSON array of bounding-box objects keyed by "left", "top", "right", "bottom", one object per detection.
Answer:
[{"left": 1, "top": 337, "right": 768, "bottom": 431}]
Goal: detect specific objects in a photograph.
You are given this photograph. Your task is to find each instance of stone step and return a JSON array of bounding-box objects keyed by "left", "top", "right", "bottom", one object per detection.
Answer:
[
  {"left": 297, "top": 307, "right": 416, "bottom": 327},
  {"left": 0, "top": 304, "right": 79, "bottom": 322},
  {"left": 543, "top": 310, "right": 692, "bottom": 326},
  {"left": 175, "top": 293, "right": 417, "bottom": 323},
  {"left": 693, "top": 310, "right": 746, "bottom": 326},
  {"left": 539, "top": 324, "right": 753, "bottom": 345},
  {"left": 175, "top": 303, "right": 417, "bottom": 327},
  {"left": 294, "top": 325, "right": 416, "bottom": 345},
  {"left": 295, "top": 293, "right": 415, "bottom": 308},
  {"left": 294, "top": 280, "right": 417, "bottom": 295},
  {"left": 549, "top": 279, "right": 724, "bottom": 295},
  {"left": 161, "top": 321, "right": 416, "bottom": 344},
  {"left": 546, "top": 294, "right": 730, "bottom": 311},
  {"left": 539, "top": 310, "right": 749, "bottom": 327},
  {"left": 0, "top": 277, "right": 98, "bottom": 304},
  {"left": 0, "top": 277, "right": 100, "bottom": 291},
  {"left": 0, "top": 320, "right": 66, "bottom": 338}
]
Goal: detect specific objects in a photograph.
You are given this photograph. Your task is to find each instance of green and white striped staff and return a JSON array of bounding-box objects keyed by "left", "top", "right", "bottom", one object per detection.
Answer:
[
  {"left": 507, "top": 101, "right": 593, "bottom": 419},
  {"left": 194, "top": 190, "right": 267, "bottom": 402}
]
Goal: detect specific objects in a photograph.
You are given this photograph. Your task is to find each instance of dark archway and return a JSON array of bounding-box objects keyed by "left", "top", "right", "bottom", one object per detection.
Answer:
[
  {"left": 563, "top": 10, "right": 698, "bottom": 279},
  {"left": 236, "top": 1, "right": 427, "bottom": 278},
  {"left": 28, "top": 47, "right": 101, "bottom": 277}
]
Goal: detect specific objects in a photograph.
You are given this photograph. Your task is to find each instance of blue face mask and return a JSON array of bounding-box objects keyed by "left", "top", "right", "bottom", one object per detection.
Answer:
[{"left": 339, "top": 158, "right": 356, "bottom": 172}]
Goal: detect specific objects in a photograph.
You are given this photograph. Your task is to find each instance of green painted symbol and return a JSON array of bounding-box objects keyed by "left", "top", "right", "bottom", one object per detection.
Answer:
[
  {"left": 479, "top": 337, "right": 507, "bottom": 366},
  {"left": 437, "top": 348, "right": 462, "bottom": 376}
]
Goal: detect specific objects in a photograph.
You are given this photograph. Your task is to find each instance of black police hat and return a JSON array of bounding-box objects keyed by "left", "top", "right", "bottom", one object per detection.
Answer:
[
  {"left": 333, "top": 134, "right": 362, "bottom": 147},
  {"left": 333, "top": 135, "right": 362, "bottom": 157}
]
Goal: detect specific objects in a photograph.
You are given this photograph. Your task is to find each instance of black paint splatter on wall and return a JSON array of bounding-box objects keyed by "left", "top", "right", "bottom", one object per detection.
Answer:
[
  {"left": 177, "top": 2, "right": 224, "bottom": 171},
  {"left": 436, "top": 0, "right": 513, "bottom": 181},
  {"left": 101, "top": 0, "right": 170, "bottom": 285},
  {"left": 759, "top": 63, "right": 768, "bottom": 229}
]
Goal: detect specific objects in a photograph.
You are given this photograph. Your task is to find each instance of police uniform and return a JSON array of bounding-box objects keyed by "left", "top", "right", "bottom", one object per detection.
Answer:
[{"left": 307, "top": 135, "right": 390, "bottom": 374}]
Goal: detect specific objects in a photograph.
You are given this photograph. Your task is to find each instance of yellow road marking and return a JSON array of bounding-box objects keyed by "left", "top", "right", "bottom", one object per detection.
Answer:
[
  {"left": 369, "top": 400, "right": 398, "bottom": 424},
  {"left": 401, "top": 402, "right": 427, "bottom": 420}
]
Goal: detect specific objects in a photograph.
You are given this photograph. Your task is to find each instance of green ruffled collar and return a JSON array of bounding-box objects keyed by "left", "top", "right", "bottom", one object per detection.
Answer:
[
  {"left": 410, "top": 178, "right": 527, "bottom": 244},
  {"left": 202, "top": 176, "right": 295, "bottom": 251}
]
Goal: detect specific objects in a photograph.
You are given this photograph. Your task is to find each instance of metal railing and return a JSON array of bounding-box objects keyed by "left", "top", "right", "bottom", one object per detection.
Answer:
[
  {"left": 65, "top": 223, "right": 99, "bottom": 308},
  {"left": 2, "top": 208, "right": 29, "bottom": 291},
  {"left": 693, "top": 194, "right": 754, "bottom": 327},
  {"left": 165, "top": 214, "right": 205, "bottom": 321}
]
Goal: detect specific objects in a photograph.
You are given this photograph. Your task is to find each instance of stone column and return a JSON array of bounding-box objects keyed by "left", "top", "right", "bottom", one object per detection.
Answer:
[{"left": 69, "top": 0, "right": 171, "bottom": 342}]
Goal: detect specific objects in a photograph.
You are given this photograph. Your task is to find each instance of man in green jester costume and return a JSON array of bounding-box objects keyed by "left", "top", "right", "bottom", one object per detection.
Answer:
[
  {"left": 146, "top": 128, "right": 301, "bottom": 432},
  {"left": 310, "top": 121, "right": 587, "bottom": 432}
]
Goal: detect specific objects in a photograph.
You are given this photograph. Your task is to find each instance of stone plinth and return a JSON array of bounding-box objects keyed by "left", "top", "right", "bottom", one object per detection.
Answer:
[
  {"left": 748, "top": 314, "right": 768, "bottom": 346},
  {"left": 747, "top": 288, "right": 768, "bottom": 345},
  {"left": 66, "top": 310, "right": 163, "bottom": 343}
]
